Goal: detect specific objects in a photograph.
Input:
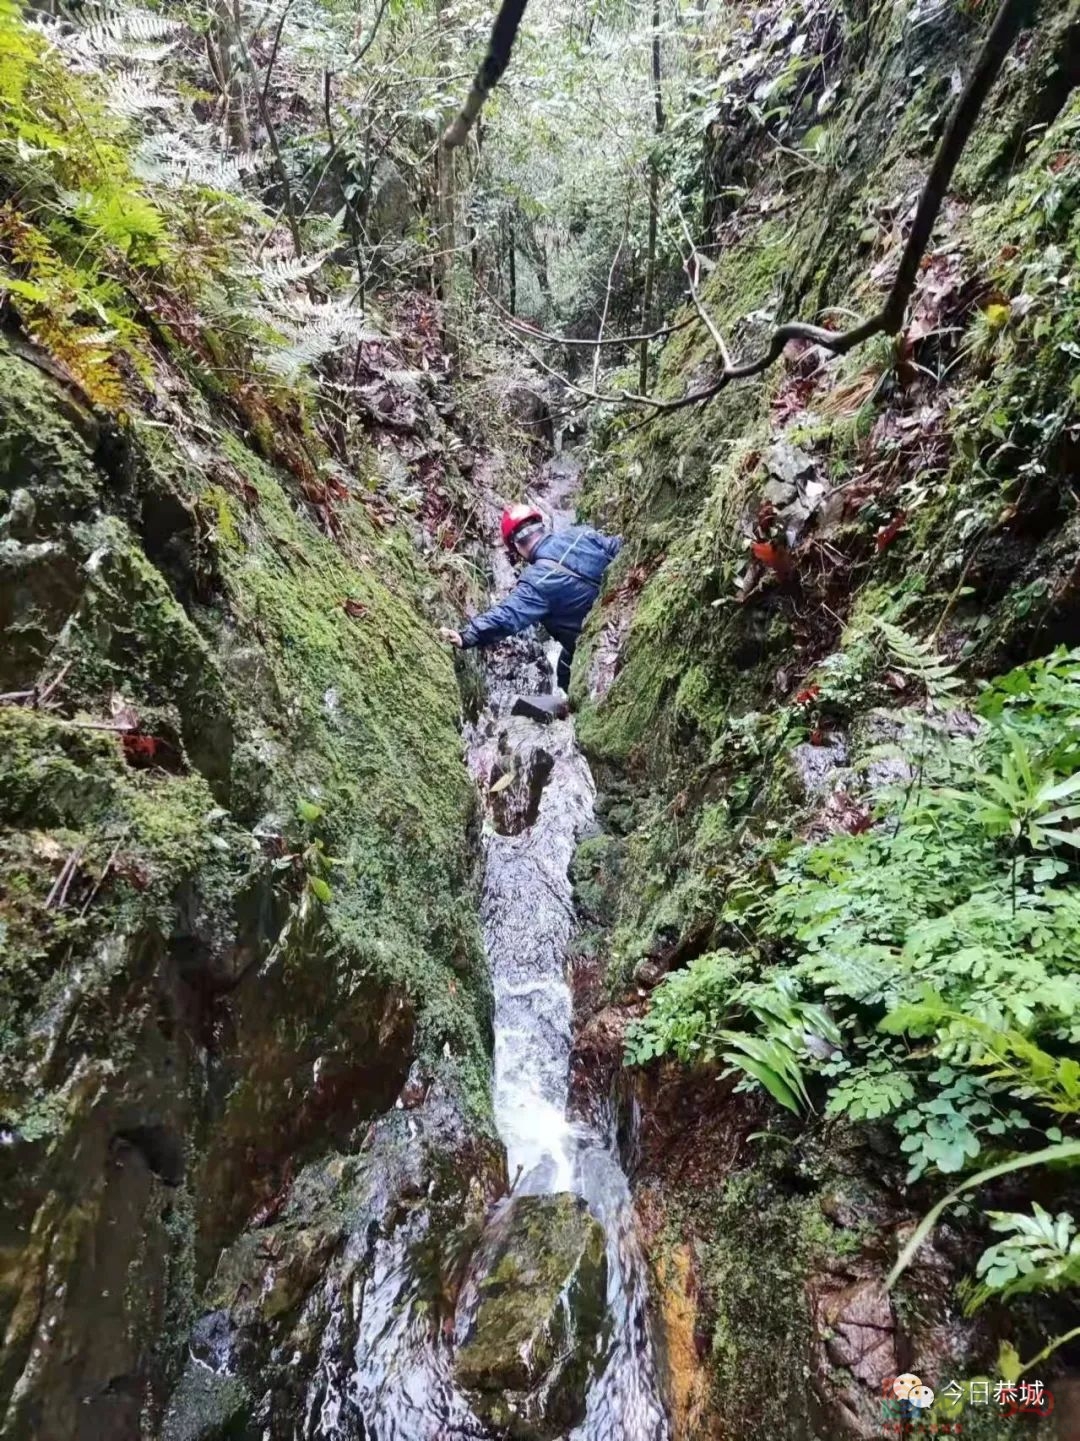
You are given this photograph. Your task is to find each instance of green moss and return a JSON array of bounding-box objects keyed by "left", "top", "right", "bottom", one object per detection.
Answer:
[{"left": 669, "top": 1159, "right": 830, "bottom": 1438}]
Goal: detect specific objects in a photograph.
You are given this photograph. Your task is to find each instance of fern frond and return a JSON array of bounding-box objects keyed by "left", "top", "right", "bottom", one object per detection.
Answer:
[
  {"left": 249, "top": 251, "right": 329, "bottom": 288},
  {"left": 134, "top": 137, "right": 255, "bottom": 193},
  {"left": 105, "top": 70, "right": 173, "bottom": 118},
  {"left": 258, "top": 331, "right": 337, "bottom": 378},
  {"left": 877, "top": 619, "right": 962, "bottom": 699},
  {"left": 260, "top": 294, "right": 377, "bottom": 340},
  {"left": 65, "top": 3, "right": 181, "bottom": 48}
]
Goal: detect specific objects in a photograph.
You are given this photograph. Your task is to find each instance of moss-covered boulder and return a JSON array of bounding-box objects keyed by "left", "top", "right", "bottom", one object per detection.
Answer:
[{"left": 455, "top": 1192, "right": 608, "bottom": 1440}]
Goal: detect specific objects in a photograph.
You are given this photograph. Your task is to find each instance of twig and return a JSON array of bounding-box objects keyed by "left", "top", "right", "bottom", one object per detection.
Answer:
[
  {"left": 259, "top": 0, "right": 296, "bottom": 109},
  {"left": 322, "top": 67, "right": 336, "bottom": 147},
  {"left": 80, "top": 841, "right": 121, "bottom": 917},
  {"left": 349, "top": 0, "right": 391, "bottom": 67},
  {"left": 0, "top": 662, "right": 71, "bottom": 711},
  {"left": 45, "top": 847, "right": 83, "bottom": 911},
  {"left": 499, "top": 310, "right": 698, "bottom": 350},
  {"left": 674, "top": 204, "right": 732, "bottom": 368},
  {"left": 230, "top": 0, "right": 310, "bottom": 277},
  {"left": 593, "top": 207, "right": 628, "bottom": 392},
  {"left": 37, "top": 661, "right": 71, "bottom": 707}
]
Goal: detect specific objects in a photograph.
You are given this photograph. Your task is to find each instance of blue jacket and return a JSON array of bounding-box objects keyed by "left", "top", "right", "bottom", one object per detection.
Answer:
[{"left": 460, "top": 526, "right": 621, "bottom": 652}]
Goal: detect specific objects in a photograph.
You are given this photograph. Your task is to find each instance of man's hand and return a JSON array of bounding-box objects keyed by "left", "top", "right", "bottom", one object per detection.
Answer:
[{"left": 439, "top": 627, "right": 463, "bottom": 648}]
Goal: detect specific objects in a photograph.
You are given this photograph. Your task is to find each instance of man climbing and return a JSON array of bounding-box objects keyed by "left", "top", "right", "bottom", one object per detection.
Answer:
[{"left": 440, "top": 503, "right": 621, "bottom": 692}]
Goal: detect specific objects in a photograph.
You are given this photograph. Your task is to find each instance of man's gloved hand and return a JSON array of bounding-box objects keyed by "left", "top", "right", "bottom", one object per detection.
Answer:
[{"left": 439, "top": 627, "right": 463, "bottom": 647}]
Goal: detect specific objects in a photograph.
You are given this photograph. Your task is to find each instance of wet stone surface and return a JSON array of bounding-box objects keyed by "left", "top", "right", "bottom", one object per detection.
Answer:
[{"left": 455, "top": 1193, "right": 608, "bottom": 1441}]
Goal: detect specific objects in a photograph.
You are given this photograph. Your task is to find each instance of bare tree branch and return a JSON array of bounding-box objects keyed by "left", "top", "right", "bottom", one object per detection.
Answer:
[
  {"left": 593, "top": 205, "right": 628, "bottom": 391},
  {"left": 443, "top": 0, "right": 528, "bottom": 148},
  {"left": 638, "top": 0, "right": 665, "bottom": 393},
  {"left": 349, "top": 0, "right": 391, "bottom": 69},
  {"left": 230, "top": 0, "right": 308, "bottom": 270},
  {"left": 485, "top": 0, "right": 1030, "bottom": 421},
  {"left": 637, "top": 0, "right": 1033, "bottom": 416},
  {"left": 673, "top": 202, "right": 731, "bottom": 369},
  {"left": 260, "top": 0, "right": 296, "bottom": 109},
  {"left": 481, "top": 285, "right": 700, "bottom": 350}
]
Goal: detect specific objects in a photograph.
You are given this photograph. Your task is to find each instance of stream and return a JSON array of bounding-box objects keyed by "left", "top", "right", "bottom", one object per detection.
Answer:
[
  {"left": 341, "top": 454, "right": 668, "bottom": 1441},
  {"left": 465, "top": 454, "right": 669, "bottom": 1441}
]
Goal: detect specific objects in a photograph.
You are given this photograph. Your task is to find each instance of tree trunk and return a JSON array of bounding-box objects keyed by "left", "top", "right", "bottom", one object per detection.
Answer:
[
  {"left": 638, "top": 0, "right": 665, "bottom": 394},
  {"left": 508, "top": 214, "right": 517, "bottom": 315},
  {"left": 210, "top": 0, "right": 250, "bottom": 152}
]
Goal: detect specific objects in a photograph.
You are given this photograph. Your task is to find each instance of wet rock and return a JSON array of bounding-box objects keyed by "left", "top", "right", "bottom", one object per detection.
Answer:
[
  {"left": 1, "top": 487, "right": 36, "bottom": 540},
  {"left": 817, "top": 1278, "right": 895, "bottom": 1385},
  {"left": 0, "top": 536, "right": 82, "bottom": 688},
  {"left": 764, "top": 440, "right": 815, "bottom": 489},
  {"left": 162, "top": 1364, "right": 251, "bottom": 1441},
  {"left": 488, "top": 740, "right": 555, "bottom": 835},
  {"left": 790, "top": 734, "right": 849, "bottom": 797},
  {"left": 455, "top": 1193, "right": 608, "bottom": 1440},
  {"left": 207, "top": 1223, "right": 340, "bottom": 1327},
  {"left": 633, "top": 958, "right": 666, "bottom": 989},
  {"left": 489, "top": 377, "right": 555, "bottom": 451},
  {"left": 368, "top": 156, "right": 412, "bottom": 244}
]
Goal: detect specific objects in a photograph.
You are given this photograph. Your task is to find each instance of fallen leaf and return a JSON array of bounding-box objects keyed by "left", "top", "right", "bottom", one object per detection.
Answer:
[
  {"left": 875, "top": 512, "right": 907, "bottom": 552},
  {"left": 750, "top": 540, "right": 793, "bottom": 576},
  {"left": 795, "top": 684, "right": 820, "bottom": 705},
  {"left": 121, "top": 733, "right": 160, "bottom": 765},
  {"left": 343, "top": 598, "right": 369, "bottom": 619}
]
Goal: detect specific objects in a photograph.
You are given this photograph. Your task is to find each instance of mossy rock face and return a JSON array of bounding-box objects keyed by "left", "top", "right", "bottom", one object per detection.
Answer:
[
  {"left": 571, "top": 5, "right": 1080, "bottom": 1436},
  {"left": 0, "top": 337, "right": 497, "bottom": 1433},
  {"left": 455, "top": 1193, "right": 608, "bottom": 1440},
  {"left": 166, "top": 1094, "right": 502, "bottom": 1441}
]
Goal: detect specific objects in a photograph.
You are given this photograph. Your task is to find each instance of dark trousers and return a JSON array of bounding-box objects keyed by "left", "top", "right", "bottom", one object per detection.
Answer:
[{"left": 556, "top": 642, "right": 574, "bottom": 692}]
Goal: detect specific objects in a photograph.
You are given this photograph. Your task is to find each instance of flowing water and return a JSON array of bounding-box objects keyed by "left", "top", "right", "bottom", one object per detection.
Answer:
[
  {"left": 467, "top": 454, "right": 669, "bottom": 1441},
  {"left": 341, "top": 455, "right": 668, "bottom": 1440}
]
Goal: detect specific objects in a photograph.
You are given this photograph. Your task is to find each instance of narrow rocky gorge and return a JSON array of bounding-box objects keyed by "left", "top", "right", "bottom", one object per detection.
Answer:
[{"left": 3, "top": 0, "right": 1080, "bottom": 1435}]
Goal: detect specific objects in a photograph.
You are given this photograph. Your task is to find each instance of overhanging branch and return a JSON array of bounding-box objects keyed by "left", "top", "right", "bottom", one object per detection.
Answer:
[
  {"left": 443, "top": 0, "right": 528, "bottom": 148},
  {"left": 635, "top": 0, "right": 1033, "bottom": 416},
  {"left": 484, "top": 0, "right": 1032, "bottom": 418}
]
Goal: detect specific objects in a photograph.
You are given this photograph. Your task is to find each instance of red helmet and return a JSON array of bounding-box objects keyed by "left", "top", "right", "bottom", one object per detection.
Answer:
[{"left": 500, "top": 503, "right": 544, "bottom": 546}]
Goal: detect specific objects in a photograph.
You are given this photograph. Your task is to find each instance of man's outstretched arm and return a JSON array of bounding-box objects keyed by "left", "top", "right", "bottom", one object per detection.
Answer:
[{"left": 441, "top": 578, "right": 549, "bottom": 649}]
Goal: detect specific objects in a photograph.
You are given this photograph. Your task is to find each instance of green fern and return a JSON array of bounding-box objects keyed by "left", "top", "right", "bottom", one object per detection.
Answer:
[
  {"left": 876, "top": 618, "right": 962, "bottom": 700},
  {"left": 61, "top": 2, "right": 181, "bottom": 51}
]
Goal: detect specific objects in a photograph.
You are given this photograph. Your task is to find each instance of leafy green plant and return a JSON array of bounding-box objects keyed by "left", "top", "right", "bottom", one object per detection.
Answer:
[
  {"left": 887, "top": 1141, "right": 1080, "bottom": 1290},
  {"left": 630, "top": 645, "right": 1080, "bottom": 1180},
  {"left": 625, "top": 964, "right": 840, "bottom": 1114},
  {"left": 965, "top": 1203, "right": 1080, "bottom": 1312},
  {"left": 624, "top": 949, "right": 747, "bottom": 1065},
  {"left": 939, "top": 730, "right": 1080, "bottom": 852}
]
